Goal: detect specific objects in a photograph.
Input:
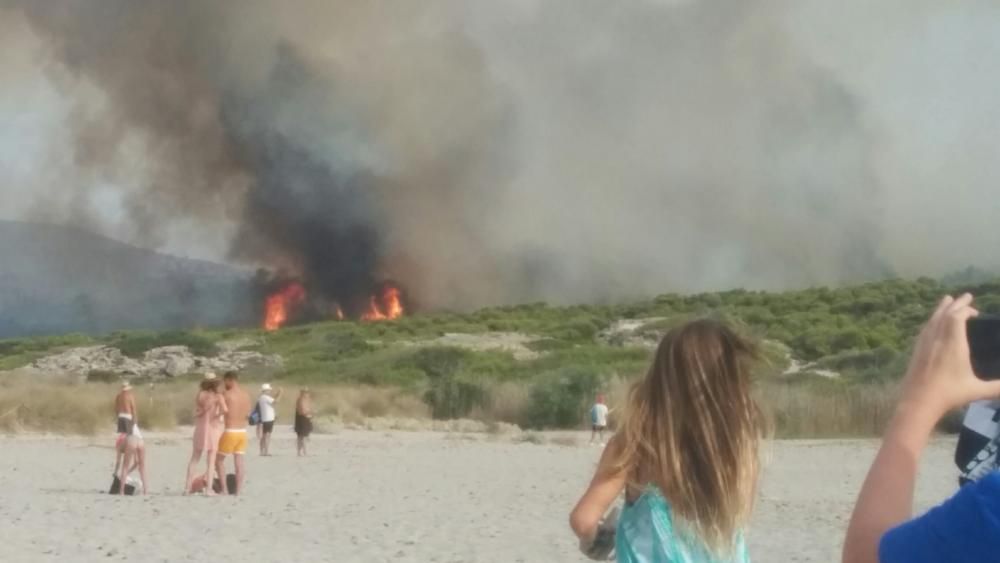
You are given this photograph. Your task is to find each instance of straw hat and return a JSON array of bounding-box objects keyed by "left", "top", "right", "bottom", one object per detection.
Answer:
[
  {"left": 204, "top": 372, "right": 217, "bottom": 381},
  {"left": 120, "top": 381, "right": 133, "bottom": 391}
]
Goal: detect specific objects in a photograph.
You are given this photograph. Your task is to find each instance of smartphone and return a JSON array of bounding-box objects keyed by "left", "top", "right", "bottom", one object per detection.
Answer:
[{"left": 968, "top": 315, "right": 1000, "bottom": 380}]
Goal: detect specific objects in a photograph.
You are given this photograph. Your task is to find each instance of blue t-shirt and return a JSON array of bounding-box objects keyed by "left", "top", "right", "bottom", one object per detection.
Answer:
[{"left": 880, "top": 472, "right": 1000, "bottom": 562}]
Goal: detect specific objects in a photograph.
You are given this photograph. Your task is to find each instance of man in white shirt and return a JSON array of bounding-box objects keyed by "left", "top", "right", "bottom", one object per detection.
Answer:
[
  {"left": 257, "top": 383, "right": 283, "bottom": 456},
  {"left": 589, "top": 395, "right": 610, "bottom": 445}
]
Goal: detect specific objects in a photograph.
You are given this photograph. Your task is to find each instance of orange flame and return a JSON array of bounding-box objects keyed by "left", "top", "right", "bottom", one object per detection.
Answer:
[
  {"left": 263, "top": 282, "right": 306, "bottom": 331},
  {"left": 361, "top": 285, "right": 404, "bottom": 321}
]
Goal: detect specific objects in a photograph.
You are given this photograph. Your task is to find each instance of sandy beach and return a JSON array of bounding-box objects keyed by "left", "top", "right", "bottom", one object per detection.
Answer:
[{"left": 0, "top": 429, "right": 958, "bottom": 562}]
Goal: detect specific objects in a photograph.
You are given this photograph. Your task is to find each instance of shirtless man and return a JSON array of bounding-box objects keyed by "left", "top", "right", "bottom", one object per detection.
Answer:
[
  {"left": 216, "top": 371, "right": 251, "bottom": 495},
  {"left": 114, "top": 381, "right": 137, "bottom": 436}
]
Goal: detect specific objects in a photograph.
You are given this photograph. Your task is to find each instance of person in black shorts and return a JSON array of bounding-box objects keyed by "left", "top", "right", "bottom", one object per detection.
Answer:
[{"left": 294, "top": 388, "right": 314, "bottom": 457}]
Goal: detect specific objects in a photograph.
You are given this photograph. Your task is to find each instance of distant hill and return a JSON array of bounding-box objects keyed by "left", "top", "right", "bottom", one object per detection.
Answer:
[{"left": 0, "top": 221, "right": 256, "bottom": 338}]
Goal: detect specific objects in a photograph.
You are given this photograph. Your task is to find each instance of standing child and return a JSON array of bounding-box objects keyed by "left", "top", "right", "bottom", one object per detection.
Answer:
[
  {"left": 590, "top": 395, "right": 611, "bottom": 445},
  {"left": 570, "top": 320, "right": 764, "bottom": 562}
]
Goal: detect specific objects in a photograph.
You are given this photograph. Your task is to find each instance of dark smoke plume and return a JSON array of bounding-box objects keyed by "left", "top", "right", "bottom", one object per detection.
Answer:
[{"left": 1, "top": 0, "right": 997, "bottom": 315}]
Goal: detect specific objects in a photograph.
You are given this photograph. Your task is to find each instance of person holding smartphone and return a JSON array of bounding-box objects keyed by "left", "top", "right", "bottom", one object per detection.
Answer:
[{"left": 843, "top": 294, "right": 1000, "bottom": 562}]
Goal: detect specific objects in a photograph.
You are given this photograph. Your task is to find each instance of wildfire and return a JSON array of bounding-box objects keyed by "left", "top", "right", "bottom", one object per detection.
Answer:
[
  {"left": 263, "top": 282, "right": 307, "bottom": 331},
  {"left": 361, "top": 285, "right": 405, "bottom": 321}
]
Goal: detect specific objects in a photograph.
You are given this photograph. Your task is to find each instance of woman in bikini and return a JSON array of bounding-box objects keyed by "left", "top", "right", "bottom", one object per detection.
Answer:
[{"left": 184, "top": 373, "right": 227, "bottom": 495}]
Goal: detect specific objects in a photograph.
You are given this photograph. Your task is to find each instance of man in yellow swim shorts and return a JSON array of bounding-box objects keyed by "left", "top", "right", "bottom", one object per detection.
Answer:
[
  {"left": 216, "top": 371, "right": 251, "bottom": 494},
  {"left": 218, "top": 428, "right": 247, "bottom": 456}
]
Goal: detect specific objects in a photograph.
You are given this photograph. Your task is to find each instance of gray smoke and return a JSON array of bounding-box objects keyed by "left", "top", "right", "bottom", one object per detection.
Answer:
[{"left": 1, "top": 0, "right": 997, "bottom": 313}]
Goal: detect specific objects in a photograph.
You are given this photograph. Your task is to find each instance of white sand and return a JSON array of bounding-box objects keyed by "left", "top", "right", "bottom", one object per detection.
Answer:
[{"left": 0, "top": 430, "right": 958, "bottom": 562}]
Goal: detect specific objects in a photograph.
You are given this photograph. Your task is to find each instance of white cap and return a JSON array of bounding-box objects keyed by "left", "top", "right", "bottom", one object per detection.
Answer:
[
  {"left": 204, "top": 372, "right": 217, "bottom": 381},
  {"left": 261, "top": 383, "right": 273, "bottom": 392}
]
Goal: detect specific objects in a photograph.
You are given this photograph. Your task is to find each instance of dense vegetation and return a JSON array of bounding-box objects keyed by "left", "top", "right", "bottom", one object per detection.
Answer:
[{"left": 3, "top": 275, "right": 999, "bottom": 436}]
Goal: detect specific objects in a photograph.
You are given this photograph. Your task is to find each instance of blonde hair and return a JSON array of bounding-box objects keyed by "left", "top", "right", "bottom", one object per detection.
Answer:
[{"left": 610, "top": 319, "right": 764, "bottom": 554}]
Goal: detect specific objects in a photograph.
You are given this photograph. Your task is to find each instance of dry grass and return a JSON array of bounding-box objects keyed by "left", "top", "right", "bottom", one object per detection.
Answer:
[
  {"left": 307, "top": 385, "right": 430, "bottom": 426},
  {"left": 0, "top": 375, "right": 181, "bottom": 434},
  {"left": 0, "top": 371, "right": 905, "bottom": 439},
  {"left": 0, "top": 375, "right": 435, "bottom": 436},
  {"left": 467, "top": 381, "right": 530, "bottom": 425},
  {"left": 758, "top": 381, "right": 898, "bottom": 438}
]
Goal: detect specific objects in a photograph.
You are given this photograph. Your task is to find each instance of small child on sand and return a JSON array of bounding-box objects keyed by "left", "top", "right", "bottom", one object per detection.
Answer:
[{"left": 571, "top": 320, "right": 763, "bottom": 562}]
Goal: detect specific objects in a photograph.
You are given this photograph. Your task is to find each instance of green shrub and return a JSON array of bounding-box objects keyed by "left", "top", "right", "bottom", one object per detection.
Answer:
[
  {"left": 402, "top": 346, "right": 473, "bottom": 379},
  {"left": 0, "top": 339, "right": 25, "bottom": 356},
  {"left": 525, "top": 366, "right": 603, "bottom": 429},
  {"left": 324, "top": 332, "right": 373, "bottom": 359},
  {"left": 526, "top": 339, "right": 574, "bottom": 352},
  {"left": 557, "top": 318, "right": 602, "bottom": 341},
  {"left": 814, "top": 346, "right": 899, "bottom": 375},
  {"left": 423, "top": 377, "right": 490, "bottom": 419},
  {"left": 108, "top": 331, "right": 219, "bottom": 358}
]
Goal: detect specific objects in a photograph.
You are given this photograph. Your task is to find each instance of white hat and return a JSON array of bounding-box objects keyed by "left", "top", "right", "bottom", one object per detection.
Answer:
[
  {"left": 203, "top": 372, "right": 217, "bottom": 381},
  {"left": 261, "top": 383, "right": 273, "bottom": 392},
  {"left": 121, "top": 381, "right": 133, "bottom": 390}
]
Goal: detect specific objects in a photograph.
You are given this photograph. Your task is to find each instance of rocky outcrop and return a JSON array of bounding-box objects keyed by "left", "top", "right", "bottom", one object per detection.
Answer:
[
  {"left": 23, "top": 340, "right": 282, "bottom": 379},
  {"left": 596, "top": 318, "right": 667, "bottom": 349}
]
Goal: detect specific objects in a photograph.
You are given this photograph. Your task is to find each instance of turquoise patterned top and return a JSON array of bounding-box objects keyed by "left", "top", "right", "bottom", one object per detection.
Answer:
[{"left": 616, "top": 488, "right": 750, "bottom": 563}]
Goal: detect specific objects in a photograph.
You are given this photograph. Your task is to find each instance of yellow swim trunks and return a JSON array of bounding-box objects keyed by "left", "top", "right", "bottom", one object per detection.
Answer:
[{"left": 218, "top": 429, "right": 247, "bottom": 455}]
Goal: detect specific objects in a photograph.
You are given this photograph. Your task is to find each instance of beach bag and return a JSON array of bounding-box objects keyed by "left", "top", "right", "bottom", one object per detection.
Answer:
[
  {"left": 212, "top": 473, "right": 238, "bottom": 495},
  {"left": 956, "top": 400, "right": 1000, "bottom": 485},
  {"left": 248, "top": 404, "right": 261, "bottom": 426}
]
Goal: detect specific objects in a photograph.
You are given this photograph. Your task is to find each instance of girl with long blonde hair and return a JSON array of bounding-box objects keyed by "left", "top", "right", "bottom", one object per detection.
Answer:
[{"left": 571, "top": 319, "right": 765, "bottom": 562}]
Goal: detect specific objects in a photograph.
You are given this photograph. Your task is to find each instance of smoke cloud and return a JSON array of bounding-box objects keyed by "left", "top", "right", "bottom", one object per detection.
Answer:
[{"left": 1, "top": 0, "right": 998, "bottom": 313}]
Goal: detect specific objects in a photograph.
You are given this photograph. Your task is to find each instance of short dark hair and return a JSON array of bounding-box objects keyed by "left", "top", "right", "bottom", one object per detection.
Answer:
[
  {"left": 223, "top": 371, "right": 238, "bottom": 380},
  {"left": 200, "top": 379, "right": 219, "bottom": 392}
]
